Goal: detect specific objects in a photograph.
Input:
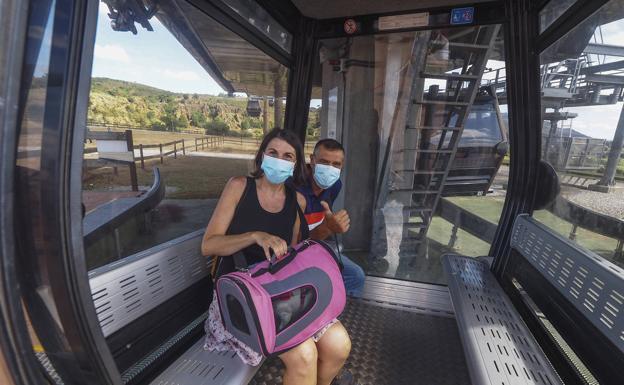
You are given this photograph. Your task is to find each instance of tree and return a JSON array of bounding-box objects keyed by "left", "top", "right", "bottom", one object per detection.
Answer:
[
  {"left": 205, "top": 118, "right": 229, "bottom": 135},
  {"left": 191, "top": 111, "right": 207, "bottom": 128},
  {"left": 178, "top": 114, "right": 189, "bottom": 129}
]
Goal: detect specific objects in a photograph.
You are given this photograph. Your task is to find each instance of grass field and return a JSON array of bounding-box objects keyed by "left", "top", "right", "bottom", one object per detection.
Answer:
[
  {"left": 436, "top": 194, "right": 622, "bottom": 264},
  {"left": 83, "top": 143, "right": 622, "bottom": 266},
  {"left": 83, "top": 155, "right": 252, "bottom": 199},
  {"left": 86, "top": 128, "right": 316, "bottom": 155}
]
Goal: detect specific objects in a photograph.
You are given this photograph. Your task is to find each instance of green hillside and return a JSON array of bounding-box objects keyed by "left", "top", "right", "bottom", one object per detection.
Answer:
[{"left": 88, "top": 78, "right": 275, "bottom": 137}]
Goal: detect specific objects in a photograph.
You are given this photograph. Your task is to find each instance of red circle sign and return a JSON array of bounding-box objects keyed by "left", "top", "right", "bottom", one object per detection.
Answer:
[{"left": 344, "top": 19, "right": 357, "bottom": 34}]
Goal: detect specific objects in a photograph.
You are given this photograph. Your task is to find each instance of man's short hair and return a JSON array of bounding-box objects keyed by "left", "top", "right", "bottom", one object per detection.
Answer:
[{"left": 314, "top": 138, "right": 344, "bottom": 155}]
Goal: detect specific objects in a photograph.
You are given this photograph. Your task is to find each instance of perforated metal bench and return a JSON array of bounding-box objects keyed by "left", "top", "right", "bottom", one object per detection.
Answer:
[
  {"left": 444, "top": 213, "right": 624, "bottom": 385},
  {"left": 89, "top": 229, "right": 261, "bottom": 385},
  {"left": 510, "top": 215, "right": 624, "bottom": 356},
  {"left": 443, "top": 255, "right": 562, "bottom": 385}
]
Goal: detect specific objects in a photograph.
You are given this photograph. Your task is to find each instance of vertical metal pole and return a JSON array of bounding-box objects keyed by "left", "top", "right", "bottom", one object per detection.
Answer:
[
  {"left": 598, "top": 102, "right": 624, "bottom": 186},
  {"left": 615, "top": 240, "right": 623, "bottom": 261},
  {"left": 139, "top": 144, "right": 144, "bottom": 169},
  {"left": 173, "top": 141, "right": 177, "bottom": 159},
  {"left": 274, "top": 71, "right": 284, "bottom": 129},
  {"left": 263, "top": 96, "right": 269, "bottom": 134},
  {"left": 569, "top": 224, "right": 578, "bottom": 241},
  {"left": 159, "top": 143, "right": 163, "bottom": 164},
  {"left": 126, "top": 130, "right": 138, "bottom": 191},
  {"left": 182, "top": 139, "right": 185, "bottom": 155},
  {"left": 195, "top": 137, "right": 198, "bottom": 151}
]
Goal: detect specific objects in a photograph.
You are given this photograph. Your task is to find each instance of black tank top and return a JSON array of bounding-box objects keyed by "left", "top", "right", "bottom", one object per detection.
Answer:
[{"left": 218, "top": 177, "right": 298, "bottom": 276}]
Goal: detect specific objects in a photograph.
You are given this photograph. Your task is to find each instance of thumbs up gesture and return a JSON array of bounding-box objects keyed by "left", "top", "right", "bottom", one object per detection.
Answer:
[{"left": 321, "top": 201, "right": 350, "bottom": 234}]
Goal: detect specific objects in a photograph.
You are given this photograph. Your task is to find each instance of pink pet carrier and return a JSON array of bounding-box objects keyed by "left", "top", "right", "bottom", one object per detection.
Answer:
[{"left": 215, "top": 240, "right": 346, "bottom": 356}]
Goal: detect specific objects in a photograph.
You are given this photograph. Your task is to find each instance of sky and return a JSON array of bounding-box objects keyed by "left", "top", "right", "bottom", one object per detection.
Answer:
[
  {"left": 556, "top": 19, "right": 624, "bottom": 140},
  {"left": 92, "top": 2, "right": 224, "bottom": 95},
  {"left": 92, "top": 1, "right": 624, "bottom": 140}
]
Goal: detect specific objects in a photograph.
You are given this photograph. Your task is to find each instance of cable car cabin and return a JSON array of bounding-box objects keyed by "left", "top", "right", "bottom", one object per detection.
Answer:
[
  {"left": 246, "top": 98, "right": 262, "bottom": 117},
  {"left": 3, "top": 1, "right": 624, "bottom": 385},
  {"left": 444, "top": 86, "right": 508, "bottom": 196}
]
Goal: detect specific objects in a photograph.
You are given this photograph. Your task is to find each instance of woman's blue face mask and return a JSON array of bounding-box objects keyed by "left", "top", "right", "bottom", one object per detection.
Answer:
[
  {"left": 313, "top": 163, "right": 341, "bottom": 189},
  {"left": 261, "top": 154, "right": 294, "bottom": 184}
]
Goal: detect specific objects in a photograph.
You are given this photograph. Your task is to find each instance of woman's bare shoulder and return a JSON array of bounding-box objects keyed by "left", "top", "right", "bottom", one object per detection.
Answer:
[
  {"left": 226, "top": 176, "right": 247, "bottom": 190},
  {"left": 220, "top": 176, "right": 248, "bottom": 202}
]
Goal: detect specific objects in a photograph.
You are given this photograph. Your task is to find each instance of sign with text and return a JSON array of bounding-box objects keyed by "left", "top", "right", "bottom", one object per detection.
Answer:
[
  {"left": 378, "top": 13, "right": 429, "bottom": 31},
  {"left": 451, "top": 7, "right": 475, "bottom": 25},
  {"left": 96, "top": 140, "right": 134, "bottom": 162}
]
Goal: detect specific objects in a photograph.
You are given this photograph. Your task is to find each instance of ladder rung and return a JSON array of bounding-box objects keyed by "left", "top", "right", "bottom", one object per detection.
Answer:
[
  {"left": 392, "top": 189, "right": 441, "bottom": 194},
  {"left": 400, "top": 236, "right": 427, "bottom": 244},
  {"left": 399, "top": 149, "right": 454, "bottom": 154},
  {"left": 406, "top": 126, "right": 462, "bottom": 131},
  {"left": 450, "top": 166, "right": 498, "bottom": 170},
  {"left": 403, "top": 222, "right": 427, "bottom": 228},
  {"left": 399, "top": 235, "right": 425, "bottom": 241},
  {"left": 420, "top": 72, "right": 479, "bottom": 80},
  {"left": 448, "top": 42, "right": 490, "bottom": 50},
  {"left": 546, "top": 73, "right": 574, "bottom": 78},
  {"left": 404, "top": 206, "right": 433, "bottom": 213},
  {"left": 395, "top": 170, "right": 446, "bottom": 175},
  {"left": 414, "top": 100, "right": 470, "bottom": 106}
]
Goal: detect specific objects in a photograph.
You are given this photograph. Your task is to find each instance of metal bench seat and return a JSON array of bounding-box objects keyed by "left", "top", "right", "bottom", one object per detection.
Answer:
[
  {"left": 89, "top": 228, "right": 263, "bottom": 385},
  {"left": 443, "top": 255, "right": 563, "bottom": 385},
  {"left": 149, "top": 339, "right": 262, "bottom": 385}
]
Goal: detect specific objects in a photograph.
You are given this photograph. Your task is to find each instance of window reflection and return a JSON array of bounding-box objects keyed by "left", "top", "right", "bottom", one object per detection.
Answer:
[
  {"left": 221, "top": 0, "right": 293, "bottom": 53},
  {"left": 535, "top": 0, "right": 624, "bottom": 268},
  {"left": 84, "top": 1, "right": 289, "bottom": 270},
  {"left": 312, "top": 26, "right": 508, "bottom": 284},
  {"left": 539, "top": 0, "right": 579, "bottom": 33},
  {"left": 16, "top": 2, "right": 56, "bottom": 171}
]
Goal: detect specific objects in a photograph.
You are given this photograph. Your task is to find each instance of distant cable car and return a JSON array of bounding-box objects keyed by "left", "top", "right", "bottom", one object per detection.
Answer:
[
  {"left": 246, "top": 98, "right": 262, "bottom": 117},
  {"left": 436, "top": 86, "right": 508, "bottom": 195}
]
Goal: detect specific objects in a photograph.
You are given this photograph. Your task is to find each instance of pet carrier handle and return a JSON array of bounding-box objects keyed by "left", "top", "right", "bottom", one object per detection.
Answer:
[
  {"left": 268, "top": 246, "right": 298, "bottom": 274},
  {"left": 233, "top": 251, "right": 248, "bottom": 271},
  {"left": 333, "top": 234, "right": 345, "bottom": 271}
]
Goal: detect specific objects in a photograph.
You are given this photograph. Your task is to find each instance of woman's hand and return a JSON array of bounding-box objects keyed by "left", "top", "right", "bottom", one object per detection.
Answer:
[{"left": 252, "top": 231, "right": 288, "bottom": 260}]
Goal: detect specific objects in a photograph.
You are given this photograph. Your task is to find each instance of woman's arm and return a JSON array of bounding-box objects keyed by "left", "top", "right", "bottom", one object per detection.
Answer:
[
  {"left": 201, "top": 177, "right": 252, "bottom": 256},
  {"left": 201, "top": 177, "right": 289, "bottom": 259}
]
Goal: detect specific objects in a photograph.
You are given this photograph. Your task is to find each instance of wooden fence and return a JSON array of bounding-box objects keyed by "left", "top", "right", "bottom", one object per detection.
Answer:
[{"left": 133, "top": 136, "right": 224, "bottom": 169}]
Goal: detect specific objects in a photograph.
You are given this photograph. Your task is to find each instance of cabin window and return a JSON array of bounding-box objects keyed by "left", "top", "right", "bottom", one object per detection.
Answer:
[
  {"left": 309, "top": 25, "right": 509, "bottom": 284},
  {"left": 539, "top": 0, "right": 579, "bottom": 33},
  {"left": 83, "top": 1, "right": 289, "bottom": 270},
  {"left": 533, "top": 0, "right": 624, "bottom": 269},
  {"left": 220, "top": 0, "right": 293, "bottom": 53}
]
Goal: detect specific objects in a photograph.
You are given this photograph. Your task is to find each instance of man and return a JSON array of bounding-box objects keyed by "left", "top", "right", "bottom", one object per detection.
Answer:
[{"left": 295, "top": 138, "right": 366, "bottom": 298}]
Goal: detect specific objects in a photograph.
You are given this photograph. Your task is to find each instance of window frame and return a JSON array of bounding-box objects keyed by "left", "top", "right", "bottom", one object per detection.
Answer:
[
  {"left": 493, "top": 1, "right": 624, "bottom": 384},
  {"left": 10, "top": 0, "right": 122, "bottom": 384},
  {"left": 0, "top": 0, "right": 45, "bottom": 384}
]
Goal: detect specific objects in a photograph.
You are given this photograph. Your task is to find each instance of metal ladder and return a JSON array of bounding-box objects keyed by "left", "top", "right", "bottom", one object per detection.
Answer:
[{"left": 373, "top": 25, "right": 501, "bottom": 265}]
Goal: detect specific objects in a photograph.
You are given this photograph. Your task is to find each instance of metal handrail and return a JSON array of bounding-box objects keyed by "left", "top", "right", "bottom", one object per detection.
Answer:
[{"left": 83, "top": 168, "right": 165, "bottom": 247}]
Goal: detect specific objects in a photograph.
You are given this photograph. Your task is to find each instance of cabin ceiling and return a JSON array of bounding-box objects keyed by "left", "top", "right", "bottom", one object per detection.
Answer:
[
  {"left": 290, "top": 0, "right": 496, "bottom": 20},
  {"left": 155, "top": 1, "right": 287, "bottom": 96}
]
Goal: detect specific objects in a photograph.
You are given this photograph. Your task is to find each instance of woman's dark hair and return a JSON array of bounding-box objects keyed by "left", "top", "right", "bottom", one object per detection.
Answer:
[{"left": 251, "top": 128, "right": 307, "bottom": 186}]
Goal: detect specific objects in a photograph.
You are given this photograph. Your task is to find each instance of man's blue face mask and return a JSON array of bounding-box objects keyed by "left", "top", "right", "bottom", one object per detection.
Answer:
[
  {"left": 261, "top": 154, "right": 294, "bottom": 184},
  {"left": 313, "top": 163, "right": 341, "bottom": 189}
]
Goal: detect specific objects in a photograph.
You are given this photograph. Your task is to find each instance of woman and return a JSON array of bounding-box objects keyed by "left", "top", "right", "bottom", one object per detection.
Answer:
[{"left": 202, "top": 128, "right": 352, "bottom": 385}]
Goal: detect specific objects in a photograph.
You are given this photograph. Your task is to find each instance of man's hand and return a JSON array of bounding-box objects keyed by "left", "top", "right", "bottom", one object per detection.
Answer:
[{"left": 321, "top": 201, "right": 350, "bottom": 234}]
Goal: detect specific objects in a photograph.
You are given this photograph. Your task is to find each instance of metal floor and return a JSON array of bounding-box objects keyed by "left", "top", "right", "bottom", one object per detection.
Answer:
[{"left": 249, "top": 299, "right": 470, "bottom": 385}]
